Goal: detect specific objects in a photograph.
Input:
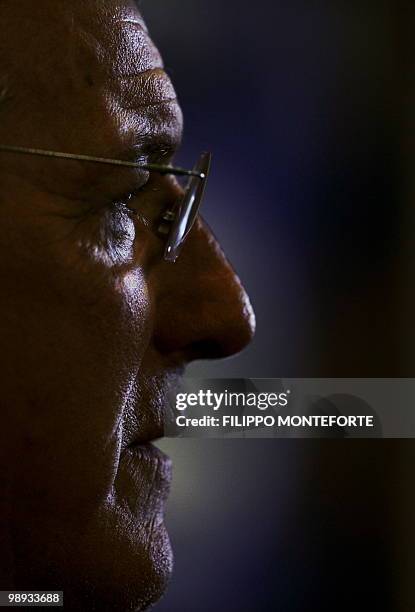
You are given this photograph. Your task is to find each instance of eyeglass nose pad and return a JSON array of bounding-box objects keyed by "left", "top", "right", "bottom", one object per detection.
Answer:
[{"left": 158, "top": 210, "right": 176, "bottom": 235}]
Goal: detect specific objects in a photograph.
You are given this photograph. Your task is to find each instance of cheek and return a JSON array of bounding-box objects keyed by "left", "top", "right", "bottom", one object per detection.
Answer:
[
  {"left": 119, "top": 267, "right": 152, "bottom": 330},
  {"left": 46, "top": 263, "right": 153, "bottom": 453},
  {"left": 0, "top": 202, "right": 156, "bottom": 522},
  {"left": 3, "top": 252, "right": 153, "bottom": 510}
]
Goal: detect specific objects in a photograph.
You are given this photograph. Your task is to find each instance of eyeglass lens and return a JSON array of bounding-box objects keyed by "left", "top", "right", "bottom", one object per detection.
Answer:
[{"left": 164, "top": 151, "right": 212, "bottom": 262}]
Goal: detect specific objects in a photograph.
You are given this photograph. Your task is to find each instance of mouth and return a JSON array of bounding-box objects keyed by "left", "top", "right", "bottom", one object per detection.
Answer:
[
  {"left": 112, "top": 370, "right": 183, "bottom": 518},
  {"left": 114, "top": 390, "right": 176, "bottom": 518}
]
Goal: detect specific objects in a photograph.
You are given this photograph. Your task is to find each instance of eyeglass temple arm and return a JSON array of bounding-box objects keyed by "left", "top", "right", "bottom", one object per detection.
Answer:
[{"left": 0, "top": 145, "right": 206, "bottom": 180}]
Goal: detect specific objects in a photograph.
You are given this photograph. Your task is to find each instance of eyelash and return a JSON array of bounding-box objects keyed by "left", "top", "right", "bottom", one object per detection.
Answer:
[
  {"left": 120, "top": 192, "right": 135, "bottom": 211},
  {"left": 111, "top": 144, "right": 173, "bottom": 213},
  {"left": 115, "top": 183, "right": 149, "bottom": 216}
]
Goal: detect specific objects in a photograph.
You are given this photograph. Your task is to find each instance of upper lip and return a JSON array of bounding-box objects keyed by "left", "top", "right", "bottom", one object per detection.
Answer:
[
  {"left": 129, "top": 421, "right": 164, "bottom": 447},
  {"left": 127, "top": 406, "right": 165, "bottom": 447},
  {"left": 125, "top": 369, "right": 183, "bottom": 448}
]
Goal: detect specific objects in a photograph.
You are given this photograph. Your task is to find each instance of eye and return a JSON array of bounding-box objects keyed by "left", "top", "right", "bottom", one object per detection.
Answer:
[
  {"left": 111, "top": 172, "right": 168, "bottom": 231},
  {"left": 113, "top": 181, "right": 149, "bottom": 216},
  {"left": 119, "top": 192, "right": 135, "bottom": 211}
]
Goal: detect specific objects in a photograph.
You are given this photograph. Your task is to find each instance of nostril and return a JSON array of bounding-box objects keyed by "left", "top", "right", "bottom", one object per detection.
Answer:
[
  {"left": 187, "top": 339, "right": 227, "bottom": 361},
  {"left": 190, "top": 293, "right": 256, "bottom": 361},
  {"left": 153, "top": 292, "right": 256, "bottom": 363}
]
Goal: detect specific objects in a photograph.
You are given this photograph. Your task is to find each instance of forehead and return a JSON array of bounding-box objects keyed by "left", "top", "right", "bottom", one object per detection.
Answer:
[
  {"left": 73, "top": 1, "right": 163, "bottom": 78},
  {"left": 1, "top": 0, "right": 182, "bottom": 158}
]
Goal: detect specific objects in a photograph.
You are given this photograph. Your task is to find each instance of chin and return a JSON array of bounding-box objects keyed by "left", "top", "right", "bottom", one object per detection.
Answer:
[
  {"left": 12, "top": 501, "right": 173, "bottom": 612},
  {"left": 63, "top": 503, "right": 173, "bottom": 612}
]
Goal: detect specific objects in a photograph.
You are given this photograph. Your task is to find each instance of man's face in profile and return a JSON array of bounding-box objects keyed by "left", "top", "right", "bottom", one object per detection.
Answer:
[{"left": 0, "top": 1, "right": 254, "bottom": 609}]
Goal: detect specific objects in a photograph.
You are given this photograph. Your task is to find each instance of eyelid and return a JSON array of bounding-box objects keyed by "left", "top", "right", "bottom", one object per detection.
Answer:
[
  {"left": 117, "top": 173, "right": 171, "bottom": 229},
  {"left": 145, "top": 145, "right": 176, "bottom": 167},
  {"left": 110, "top": 141, "right": 175, "bottom": 204},
  {"left": 115, "top": 186, "right": 146, "bottom": 211},
  {"left": 112, "top": 170, "right": 151, "bottom": 205}
]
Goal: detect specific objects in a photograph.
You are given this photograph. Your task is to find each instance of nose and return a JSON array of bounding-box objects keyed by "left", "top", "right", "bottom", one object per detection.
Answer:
[{"left": 152, "top": 215, "right": 256, "bottom": 362}]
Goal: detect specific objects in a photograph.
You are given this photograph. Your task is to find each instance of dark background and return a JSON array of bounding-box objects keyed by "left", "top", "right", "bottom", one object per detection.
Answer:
[{"left": 140, "top": 1, "right": 415, "bottom": 610}]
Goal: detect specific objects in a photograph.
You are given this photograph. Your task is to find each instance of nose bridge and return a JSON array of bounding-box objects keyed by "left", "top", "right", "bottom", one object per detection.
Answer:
[{"left": 152, "top": 217, "right": 256, "bottom": 361}]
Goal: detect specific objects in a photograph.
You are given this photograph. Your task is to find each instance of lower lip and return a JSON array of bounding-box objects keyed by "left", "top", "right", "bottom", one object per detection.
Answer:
[{"left": 116, "top": 443, "right": 172, "bottom": 517}]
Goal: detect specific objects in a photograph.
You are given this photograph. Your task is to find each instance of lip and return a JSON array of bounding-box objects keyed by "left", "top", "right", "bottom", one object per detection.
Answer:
[
  {"left": 127, "top": 441, "right": 171, "bottom": 468},
  {"left": 122, "top": 368, "right": 184, "bottom": 448},
  {"left": 115, "top": 443, "right": 172, "bottom": 519},
  {"left": 113, "top": 371, "right": 182, "bottom": 515},
  {"left": 130, "top": 421, "right": 165, "bottom": 447},
  {"left": 124, "top": 442, "right": 172, "bottom": 488}
]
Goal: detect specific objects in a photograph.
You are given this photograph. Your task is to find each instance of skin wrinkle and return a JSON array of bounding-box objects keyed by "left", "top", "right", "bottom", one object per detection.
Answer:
[
  {"left": 116, "top": 77, "right": 178, "bottom": 109},
  {"left": 107, "top": 97, "right": 182, "bottom": 150},
  {"left": 76, "top": 9, "right": 162, "bottom": 79},
  {"left": 121, "top": 18, "right": 148, "bottom": 32}
]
